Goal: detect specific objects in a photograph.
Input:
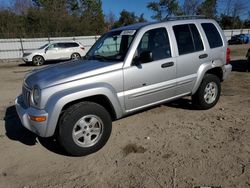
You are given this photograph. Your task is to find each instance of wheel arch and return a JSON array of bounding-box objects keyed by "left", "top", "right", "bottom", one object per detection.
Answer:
[
  {"left": 61, "top": 94, "right": 117, "bottom": 121},
  {"left": 192, "top": 64, "right": 223, "bottom": 95},
  {"left": 44, "top": 85, "right": 123, "bottom": 137}
]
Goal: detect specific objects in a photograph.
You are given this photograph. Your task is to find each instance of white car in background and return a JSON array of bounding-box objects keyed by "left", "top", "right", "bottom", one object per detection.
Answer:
[{"left": 22, "top": 41, "right": 86, "bottom": 66}]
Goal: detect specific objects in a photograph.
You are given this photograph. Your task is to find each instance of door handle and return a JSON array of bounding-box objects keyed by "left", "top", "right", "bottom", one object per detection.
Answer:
[
  {"left": 161, "top": 61, "right": 174, "bottom": 68},
  {"left": 199, "top": 54, "right": 208, "bottom": 59}
]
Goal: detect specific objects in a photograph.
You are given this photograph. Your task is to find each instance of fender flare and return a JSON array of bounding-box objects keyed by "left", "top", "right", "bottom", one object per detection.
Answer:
[
  {"left": 191, "top": 63, "right": 212, "bottom": 95},
  {"left": 44, "top": 83, "right": 123, "bottom": 137}
]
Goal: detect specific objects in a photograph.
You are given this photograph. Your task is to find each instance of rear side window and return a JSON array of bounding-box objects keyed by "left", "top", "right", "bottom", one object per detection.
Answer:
[
  {"left": 189, "top": 24, "right": 204, "bottom": 51},
  {"left": 57, "top": 43, "right": 66, "bottom": 48},
  {"left": 201, "top": 23, "right": 223, "bottom": 48},
  {"left": 173, "top": 24, "right": 204, "bottom": 55},
  {"left": 64, "top": 42, "right": 79, "bottom": 48}
]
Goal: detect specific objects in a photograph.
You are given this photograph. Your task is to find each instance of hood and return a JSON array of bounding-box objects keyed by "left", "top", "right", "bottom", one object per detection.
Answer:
[
  {"left": 24, "top": 49, "right": 44, "bottom": 54},
  {"left": 25, "top": 60, "right": 123, "bottom": 89}
]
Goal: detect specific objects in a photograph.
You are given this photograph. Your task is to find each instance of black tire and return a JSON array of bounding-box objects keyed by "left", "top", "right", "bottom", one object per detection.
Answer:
[
  {"left": 192, "top": 74, "right": 221, "bottom": 110},
  {"left": 25, "top": 61, "right": 32, "bottom": 66},
  {"left": 71, "top": 53, "right": 81, "bottom": 60},
  {"left": 57, "top": 102, "right": 112, "bottom": 156},
  {"left": 32, "top": 55, "right": 45, "bottom": 66}
]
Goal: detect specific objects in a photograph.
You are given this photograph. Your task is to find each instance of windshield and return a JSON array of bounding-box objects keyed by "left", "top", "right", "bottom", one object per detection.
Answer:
[
  {"left": 39, "top": 43, "right": 49, "bottom": 49},
  {"left": 85, "top": 30, "right": 137, "bottom": 62}
]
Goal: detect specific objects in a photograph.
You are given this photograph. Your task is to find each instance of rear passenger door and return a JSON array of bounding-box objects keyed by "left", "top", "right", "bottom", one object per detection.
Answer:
[
  {"left": 173, "top": 23, "right": 207, "bottom": 95},
  {"left": 57, "top": 43, "right": 71, "bottom": 59}
]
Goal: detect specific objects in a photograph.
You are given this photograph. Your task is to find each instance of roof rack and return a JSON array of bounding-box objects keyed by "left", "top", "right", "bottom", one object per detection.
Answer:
[{"left": 163, "top": 15, "right": 206, "bottom": 21}]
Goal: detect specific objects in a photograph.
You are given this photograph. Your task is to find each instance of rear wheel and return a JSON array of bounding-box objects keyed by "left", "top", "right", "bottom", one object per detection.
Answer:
[
  {"left": 192, "top": 74, "right": 221, "bottom": 110},
  {"left": 71, "top": 53, "right": 81, "bottom": 60},
  {"left": 32, "top": 55, "right": 44, "bottom": 66},
  {"left": 57, "top": 102, "right": 112, "bottom": 156}
]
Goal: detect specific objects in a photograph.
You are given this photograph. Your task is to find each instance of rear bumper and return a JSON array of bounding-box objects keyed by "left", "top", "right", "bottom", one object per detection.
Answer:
[
  {"left": 15, "top": 95, "right": 49, "bottom": 137},
  {"left": 223, "top": 64, "right": 232, "bottom": 80}
]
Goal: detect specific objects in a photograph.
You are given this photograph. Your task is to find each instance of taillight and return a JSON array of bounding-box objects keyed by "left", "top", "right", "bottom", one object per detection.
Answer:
[
  {"left": 81, "top": 47, "right": 85, "bottom": 50},
  {"left": 226, "top": 48, "right": 230, "bottom": 64}
]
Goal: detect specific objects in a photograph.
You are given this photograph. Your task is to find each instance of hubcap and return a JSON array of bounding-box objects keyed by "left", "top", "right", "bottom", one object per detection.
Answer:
[
  {"left": 72, "top": 53, "right": 80, "bottom": 60},
  {"left": 72, "top": 115, "right": 103, "bottom": 147},
  {"left": 33, "top": 56, "right": 43, "bottom": 66},
  {"left": 204, "top": 82, "right": 218, "bottom": 104}
]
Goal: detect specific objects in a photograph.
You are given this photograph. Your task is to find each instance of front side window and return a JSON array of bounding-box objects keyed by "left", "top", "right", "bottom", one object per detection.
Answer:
[
  {"left": 47, "top": 43, "right": 59, "bottom": 49},
  {"left": 137, "top": 27, "right": 171, "bottom": 61},
  {"left": 173, "top": 24, "right": 204, "bottom": 55},
  {"left": 86, "top": 30, "right": 136, "bottom": 62}
]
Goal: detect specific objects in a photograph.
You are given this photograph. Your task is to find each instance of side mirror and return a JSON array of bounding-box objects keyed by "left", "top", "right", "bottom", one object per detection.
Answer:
[
  {"left": 139, "top": 51, "right": 153, "bottom": 63},
  {"left": 45, "top": 48, "right": 48, "bottom": 53}
]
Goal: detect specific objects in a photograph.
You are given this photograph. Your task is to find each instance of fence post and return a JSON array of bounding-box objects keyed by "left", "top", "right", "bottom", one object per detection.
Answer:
[
  {"left": 19, "top": 37, "right": 24, "bottom": 55},
  {"left": 48, "top": 35, "right": 50, "bottom": 43}
]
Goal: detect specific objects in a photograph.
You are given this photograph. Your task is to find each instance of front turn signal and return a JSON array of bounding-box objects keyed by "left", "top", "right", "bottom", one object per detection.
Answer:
[{"left": 29, "top": 115, "right": 46, "bottom": 122}]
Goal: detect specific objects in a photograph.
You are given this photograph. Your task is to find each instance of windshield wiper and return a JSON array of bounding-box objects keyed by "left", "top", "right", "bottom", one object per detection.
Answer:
[{"left": 93, "top": 55, "right": 110, "bottom": 61}]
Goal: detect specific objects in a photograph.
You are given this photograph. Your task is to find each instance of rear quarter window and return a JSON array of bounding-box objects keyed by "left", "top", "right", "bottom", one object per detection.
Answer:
[{"left": 201, "top": 23, "right": 223, "bottom": 48}]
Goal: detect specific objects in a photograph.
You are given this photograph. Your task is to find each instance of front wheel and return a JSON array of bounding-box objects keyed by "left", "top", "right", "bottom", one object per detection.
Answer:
[
  {"left": 32, "top": 55, "right": 45, "bottom": 66},
  {"left": 57, "top": 102, "right": 112, "bottom": 156},
  {"left": 192, "top": 74, "right": 221, "bottom": 110}
]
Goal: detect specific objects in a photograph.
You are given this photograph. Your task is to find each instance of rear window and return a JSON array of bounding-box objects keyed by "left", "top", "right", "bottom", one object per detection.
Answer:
[
  {"left": 201, "top": 23, "right": 223, "bottom": 48},
  {"left": 173, "top": 24, "right": 204, "bottom": 55}
]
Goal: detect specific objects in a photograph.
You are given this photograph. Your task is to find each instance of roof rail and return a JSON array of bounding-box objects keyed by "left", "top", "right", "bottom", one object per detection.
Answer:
[{"left": 163, "top": 15, "right": 206, "bottom": 21}]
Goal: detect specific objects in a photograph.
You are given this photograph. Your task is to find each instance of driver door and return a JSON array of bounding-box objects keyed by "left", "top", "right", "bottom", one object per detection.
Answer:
[
  {"left": 44, "top": 43, "right": 59, "bottom": 60},
  {"left": 123, "top": 27, "right": 177, "bottom": 111}
]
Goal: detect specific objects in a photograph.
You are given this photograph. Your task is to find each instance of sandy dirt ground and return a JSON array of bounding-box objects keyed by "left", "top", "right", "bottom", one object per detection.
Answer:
[{"left": 0, "top": 45, "right": 249, "bottom": 188}]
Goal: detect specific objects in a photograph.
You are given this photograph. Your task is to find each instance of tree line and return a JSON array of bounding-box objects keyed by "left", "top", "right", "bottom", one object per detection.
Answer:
[{"left": 0, "top": 0, "right": 249, "bottom": 38}]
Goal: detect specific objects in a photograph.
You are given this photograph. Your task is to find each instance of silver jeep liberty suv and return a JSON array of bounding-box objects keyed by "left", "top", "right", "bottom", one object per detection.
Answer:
[{"left": 16, "top": 17, "right": 232, "bottom": 156}]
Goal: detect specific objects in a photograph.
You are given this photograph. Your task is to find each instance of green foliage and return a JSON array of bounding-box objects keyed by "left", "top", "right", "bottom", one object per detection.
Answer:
[
  {"left": 80, "top": 0, "right": 105, "bottom": 35},
  {"left": 0, "top": 0, "right": 105, "bottom": 38},
  {"left": 147, "top": 0, "right": 182, "bottom": 20},
  {"left": 113, "top": 10, "right": 147, "bottom": 28}
]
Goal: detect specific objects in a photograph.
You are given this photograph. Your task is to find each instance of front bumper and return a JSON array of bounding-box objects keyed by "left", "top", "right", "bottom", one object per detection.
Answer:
[
  {"left": 22, "top": 56, "right": 32, "bottom": 63},
  {"left": 223, "top": 64, "right": 232, "bottom": 80},
  {"left": 15, "top": 95, "right": 49, "bottom": 137}
]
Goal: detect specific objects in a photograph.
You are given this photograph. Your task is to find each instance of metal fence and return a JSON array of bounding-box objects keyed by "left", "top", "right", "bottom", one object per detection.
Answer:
[
  {"left": 0, "top": 35, "right": 100, "bottom": 59},
  {"left": 223, "top": 29, "right": 250, "bottom": 40},
  {"left": 0, "top": 29, "right": 250, "bottom": 60}
]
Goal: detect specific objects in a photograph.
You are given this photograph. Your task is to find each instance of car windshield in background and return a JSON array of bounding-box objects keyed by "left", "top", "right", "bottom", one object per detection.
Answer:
[
  {"left": 86, "top": 30, "right": 137, "bottom": 62},
  {"left": 39, "top": 43, "right": 49, "bottom": 49}
]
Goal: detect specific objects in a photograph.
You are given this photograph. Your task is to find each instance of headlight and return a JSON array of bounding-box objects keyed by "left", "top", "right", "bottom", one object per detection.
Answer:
[
  {"left": 23, "top": 53, "right": 32, "bottom": 57},
  {"left": 32, "top": 86, "right": 41, "bottom": 105}
]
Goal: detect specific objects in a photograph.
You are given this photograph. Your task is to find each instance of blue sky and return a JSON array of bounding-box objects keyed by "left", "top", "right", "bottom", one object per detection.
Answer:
[{"left": 102, "top": 0, "right": 154, "bottom": 20}]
